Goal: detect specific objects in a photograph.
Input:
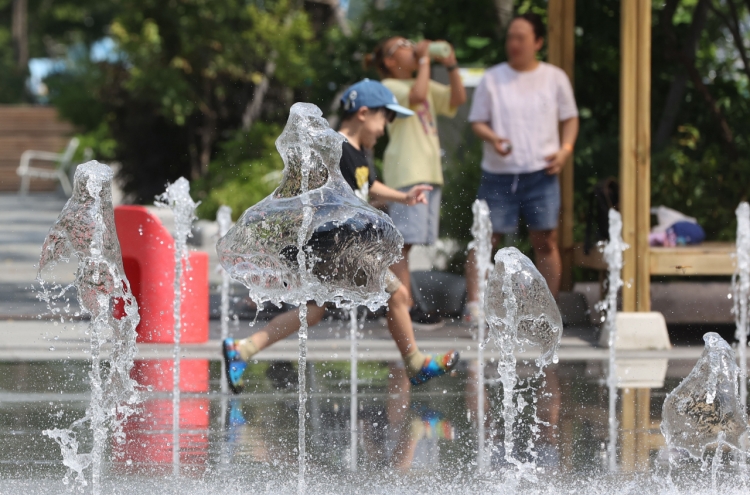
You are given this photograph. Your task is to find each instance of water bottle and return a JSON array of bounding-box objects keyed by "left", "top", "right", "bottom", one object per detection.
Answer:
[{"left": 428, "top": 41, "right": 451, "bottom": 59}]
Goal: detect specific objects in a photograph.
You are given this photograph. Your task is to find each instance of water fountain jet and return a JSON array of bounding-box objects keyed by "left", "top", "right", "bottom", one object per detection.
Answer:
[
  {"left": 217, "top": 103, "right": 403, "bottom": 492},
  {"left": 662, "top": 332, "right": 749, "bottom": 460},
  {"left": 469, "top": 199, "right": 492, "bottom": 471},
  {"left": 596, "top": 209, "right": 628, "bottom": 471},
  {"left": 484, "top": 247, "right": 562, "bottom": 472},
  {"left": 733, "top": 202, "right": 750, "bottom": 411},
  {"left": 155, "top": 177, "right": 199, "bottom": 477},
  {"left": 38, "top": 161, "right": 140, "bottom": 493}
]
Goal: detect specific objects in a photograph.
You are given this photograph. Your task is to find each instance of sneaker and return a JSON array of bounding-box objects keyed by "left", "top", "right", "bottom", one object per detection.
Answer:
[
  {"left": 463, "top": 301, "right": 482, "bottom": 328},
  {"left": 409, "top": 305, "right": 444, "bottom": 330},
  {"left": 222, "top": 338, "right": 247, "bottom": 394},
  {"left": 409, "top": 350, "right": 459, "bottom": 386}
]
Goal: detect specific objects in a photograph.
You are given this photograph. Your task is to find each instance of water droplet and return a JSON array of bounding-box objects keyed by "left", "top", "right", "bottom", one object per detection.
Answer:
[{"left": 49, "top": 346, "right": 55, "bottom": 351}]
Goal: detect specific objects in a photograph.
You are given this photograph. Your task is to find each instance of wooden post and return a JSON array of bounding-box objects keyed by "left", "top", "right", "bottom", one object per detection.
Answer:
[
  {"left": 635, "top": 388, "right": 652, "bottom": 471},
  {"left": 635, "top": 0, "right": 652, "bottom": 312},
  {"left": 620, "top": 1, "right": 638, "bottom": 312},
  {"left": 621, "top": 0, "right": 652, "bottom": 312},
  {"left": 548, "top": 0, "right": 576, "bottom": 292}
]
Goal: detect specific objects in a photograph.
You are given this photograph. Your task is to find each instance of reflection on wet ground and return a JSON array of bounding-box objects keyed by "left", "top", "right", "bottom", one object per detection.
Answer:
[{"left": 0, "top": 358, "right": 749, "bottom": 493}]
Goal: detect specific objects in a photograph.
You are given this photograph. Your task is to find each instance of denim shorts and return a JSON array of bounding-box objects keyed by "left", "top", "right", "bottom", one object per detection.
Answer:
[
  {"left": 477, "top": 170, "right": 560, "bottom": 234},
  {"left": 388, "top": 186, "right": 441, "bottom": 245}
]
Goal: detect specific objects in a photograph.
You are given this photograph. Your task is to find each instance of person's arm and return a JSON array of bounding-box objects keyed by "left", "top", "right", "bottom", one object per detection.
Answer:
[
  {"left": 436, "top": 42, "right": 466, "bottom": 108},
  {"left": 409, "top": 40, "right": 432, "bottom": 106},
  {"left": 370, "top": 181, "right": 432, "bottom": 206},
  {"left": 471, "top": 122, "right": 511, "bottom": 157},
  {"left": 448, "top": 64, "right": 467, "bottom": 108},
  {"left": 543, "top": 116, "right": 579, "bottom": 175}
]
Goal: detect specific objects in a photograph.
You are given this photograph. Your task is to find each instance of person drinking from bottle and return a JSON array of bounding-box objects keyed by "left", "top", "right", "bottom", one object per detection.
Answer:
[
  {"left": 464, "top": 13, "right": 579, "bottom": 325},
  {"left": 364, "top": 37, "right": 466, "bottom": 328}
]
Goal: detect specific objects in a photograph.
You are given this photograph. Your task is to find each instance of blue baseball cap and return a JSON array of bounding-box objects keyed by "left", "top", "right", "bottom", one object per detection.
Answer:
[{"left": 340, "top": 79, "right": 414, "bottom": 118}]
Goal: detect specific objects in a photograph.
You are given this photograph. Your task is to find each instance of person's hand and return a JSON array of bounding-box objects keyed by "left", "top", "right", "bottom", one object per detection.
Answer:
[
  {"left": 434, "top": 40, "right": 457, "bottom": 67},
  {"left": 404, "top": 184, "right": 433, "bottom": 206},
  {"left": 544, "top": 147, "right": 572, "bottom": 175},
  {"left": 492, "top": 137, "right": 512, "bottom": 157},
  {"left": 415, "top": 40, "right": 431, "bottom": 60}
]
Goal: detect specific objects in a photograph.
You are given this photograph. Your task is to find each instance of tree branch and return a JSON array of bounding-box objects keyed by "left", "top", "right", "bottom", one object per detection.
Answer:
[
  {"left": 655, "top": 0, "right": 708, "bottom": 149},
  {"left": 661, "top": 0, "right": 737, "bottom": 158},
  {"left": 493, "top": 0, "right": 513, "bottom": 32},
  {"left": 241, "top": 52, "right": 278, "bottom": 131},
  {"left": 709, "top": 0, "right": 750, "bottom": 84}
]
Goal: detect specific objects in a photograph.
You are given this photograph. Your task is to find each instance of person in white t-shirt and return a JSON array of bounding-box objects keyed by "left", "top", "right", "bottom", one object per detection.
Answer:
[{"left": 464, "top": 13, "right": 579, "bottom": 322}]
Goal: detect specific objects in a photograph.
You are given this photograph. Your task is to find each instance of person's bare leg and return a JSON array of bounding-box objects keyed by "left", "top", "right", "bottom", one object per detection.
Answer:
[
  {"left": 465, "top": 234, "right": 502, "bottom": 303},
  {"left": 529, "top": 229, "right": 562, "bottom": 299},
  {"left": 385, "top": 285, "right": 419, "bottom": 357},
  {"left": 390, "top": 244, "right": 413, "bottom": 307},
  {"left": 387, "top": 366, "right": 417, "bottom": 471},
  {"left": 239, "top": 303, "right": 326, "bottom": 359}
]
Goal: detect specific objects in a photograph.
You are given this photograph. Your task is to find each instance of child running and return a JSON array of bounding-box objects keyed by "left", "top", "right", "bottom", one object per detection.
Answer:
[{"left": 222, "top": 80, "right": 460, "bottom": 394}]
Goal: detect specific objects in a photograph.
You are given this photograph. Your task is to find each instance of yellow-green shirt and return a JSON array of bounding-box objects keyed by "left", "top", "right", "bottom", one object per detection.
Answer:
[{"left": 382, "top": 78, "right": 457, "bottom": 189}]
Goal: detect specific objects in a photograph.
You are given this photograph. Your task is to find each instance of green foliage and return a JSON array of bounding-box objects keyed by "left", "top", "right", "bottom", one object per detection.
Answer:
[
  {"left": 653, "top": 129, "right": 749, "bottom": 240},
  {"left": 41, "top": 0, "right": 325, "bottom": 203},
  {"left": 109, "top": 0, "right": 314, "bottom": 126},
  {"left": 440, "top": 125, "right": 483, "bottom": 242},
  {"left": 194, "top": 123, "right": 284, "bottom": 220},
  {"left": 14, "top": 0, "right": 750, "bottom": 251}
]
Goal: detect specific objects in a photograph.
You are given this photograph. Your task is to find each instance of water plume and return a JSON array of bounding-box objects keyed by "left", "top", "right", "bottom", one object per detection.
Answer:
[
  {"left": 662, "top": 332, "right": 749, "bottom": 459},
  {"left": 217, "top": 103, "right": 403, "bottom": 492},
  {"left": 38, "top": 161, "right": 140, "bottom": 493},
  {"left": 485, "top": 247, "right": 562, "bottom": 471}
]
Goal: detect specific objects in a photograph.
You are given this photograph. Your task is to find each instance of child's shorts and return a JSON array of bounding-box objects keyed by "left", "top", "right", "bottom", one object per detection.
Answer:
[{"left": 388, "top": 186, "right": 441, "bottom": 245}]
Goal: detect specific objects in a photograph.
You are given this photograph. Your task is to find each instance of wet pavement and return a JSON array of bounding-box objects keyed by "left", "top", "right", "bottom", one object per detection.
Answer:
[
  {"left": 0, "top": 357, "right": 748, "bottom": 494},
  {"left": 2, "top": 193, "right": 750, "bottom": 494}
]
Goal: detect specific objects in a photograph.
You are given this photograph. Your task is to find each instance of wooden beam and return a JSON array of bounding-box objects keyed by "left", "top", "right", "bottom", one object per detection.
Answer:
[
  {"left": 548, "top": 0, "right": 576, "bottom": 292},
  {"left": 635, "top": 0, "right": 652, "bottom": 312},
  {"left": 650, "top": 243, "right": 736, "bottom": 275},
  {"left": 620, "top": 0, "right": 638, "bottom": 312}
]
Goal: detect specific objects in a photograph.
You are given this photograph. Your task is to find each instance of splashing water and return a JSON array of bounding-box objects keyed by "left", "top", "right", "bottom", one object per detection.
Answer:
[
  {"left": 217, "top": 105, "right": 402, "bottom": 312},
  {"left": 595, "top": 209, "right": 628, "bottom": 471},
  {"left": 155, "top": 177, "right": 198, "bottom": 476},
  {"left": 469, "top": 199, "right": 492, "bottom": 471},
  {"left": 484, "top": 247, "right": 562, "bottom": 472},
  {"left": 733, "top": 202, "right": 750, "bottom": 411},
  {"left": 217, "top": 103, "right": 403, "bottom": 492},
  {"left": 349, "top": 307, "right": 359, "bottom": 472},
  {"left": 38, "top": 161, "right": 140, "bottom": 493},
  {"left": 662, "top": 332, "right": 749, "bottom": 463},
  {"left": 217, "top": 206, "right": 233, "bottom": 396}
]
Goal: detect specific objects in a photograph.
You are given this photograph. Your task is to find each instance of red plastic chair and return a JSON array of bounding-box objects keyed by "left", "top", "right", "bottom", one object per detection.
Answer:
[{"left": 114, "top": 205, "right": 209, "bottom": 343}]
